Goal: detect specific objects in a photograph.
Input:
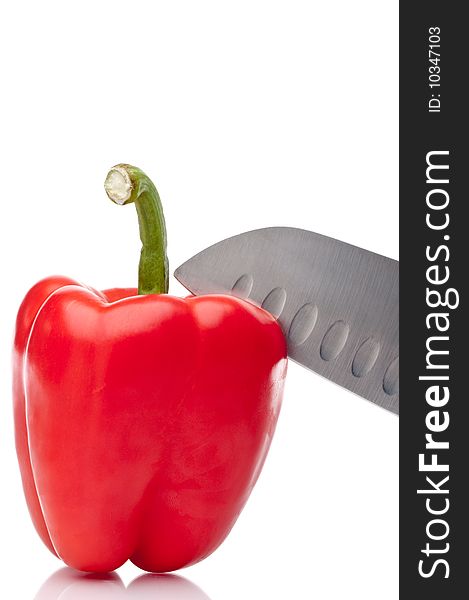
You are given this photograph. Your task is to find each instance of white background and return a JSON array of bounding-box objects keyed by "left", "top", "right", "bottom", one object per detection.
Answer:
[{"left": 0, "top": 1, "right": 398, "bottom": 598}]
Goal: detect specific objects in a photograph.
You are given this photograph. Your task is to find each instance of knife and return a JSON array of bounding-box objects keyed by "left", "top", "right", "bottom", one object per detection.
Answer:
[{"left": 174, "top": 227, "right": 399, "bottom": 415}]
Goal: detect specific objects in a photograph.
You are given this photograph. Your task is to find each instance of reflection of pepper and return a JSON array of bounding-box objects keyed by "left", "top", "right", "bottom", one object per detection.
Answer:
[
  {"left": 13, "top": 164, "right": 287, "bottom": 573},
  {"left": 35, "top": 567, "right": 211, "bottom": 599}
]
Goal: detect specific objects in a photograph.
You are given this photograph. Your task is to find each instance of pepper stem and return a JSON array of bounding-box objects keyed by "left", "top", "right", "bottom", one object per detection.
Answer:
[{"left": 104, "top": 164, "right": 168, "bottom": 295}]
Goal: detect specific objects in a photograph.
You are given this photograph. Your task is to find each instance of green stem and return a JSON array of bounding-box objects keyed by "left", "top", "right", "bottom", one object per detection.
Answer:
[{"left": 104, "top": 164, "right": 168, "bottom": 295}]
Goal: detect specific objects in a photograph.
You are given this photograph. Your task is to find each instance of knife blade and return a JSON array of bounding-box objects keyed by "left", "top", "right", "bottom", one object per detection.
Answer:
[{"left": 174, "top": 227, "right": 399, "bottom": 415}]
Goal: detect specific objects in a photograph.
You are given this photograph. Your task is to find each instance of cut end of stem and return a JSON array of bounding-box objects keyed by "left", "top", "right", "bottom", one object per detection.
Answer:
[{"left": 104, "top": 166, "right": 133, "bottom": 205}]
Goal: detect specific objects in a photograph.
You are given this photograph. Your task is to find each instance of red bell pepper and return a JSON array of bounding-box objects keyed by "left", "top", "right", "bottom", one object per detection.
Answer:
[{"left": 13, "top": 164, "right": 287, "bottom": 573}]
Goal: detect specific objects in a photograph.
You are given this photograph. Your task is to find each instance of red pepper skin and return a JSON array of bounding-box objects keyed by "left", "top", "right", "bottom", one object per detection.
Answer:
[{"left": 14, "top": 277, "right": 287, "bottom": 573}]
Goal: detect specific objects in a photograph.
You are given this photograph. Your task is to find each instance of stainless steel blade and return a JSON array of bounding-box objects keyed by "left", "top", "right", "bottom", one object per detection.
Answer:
[{"left": 174, "top": 227, "right": 399, "bottom": 415}]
